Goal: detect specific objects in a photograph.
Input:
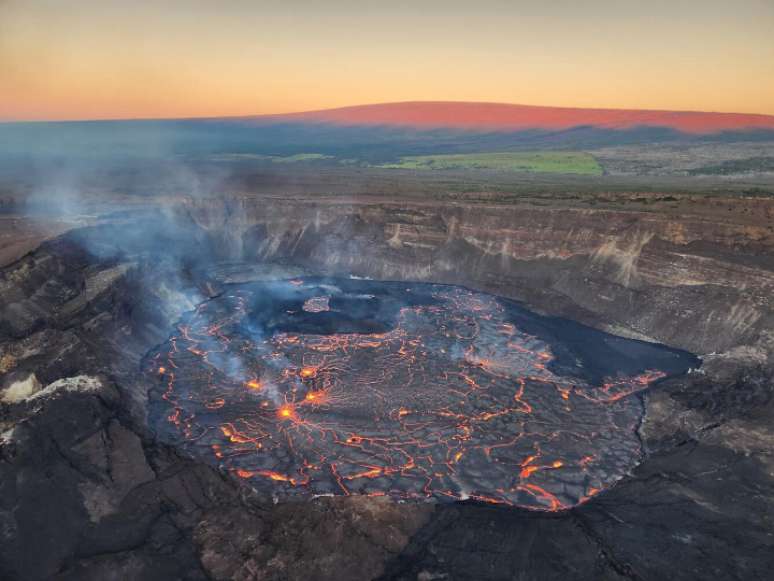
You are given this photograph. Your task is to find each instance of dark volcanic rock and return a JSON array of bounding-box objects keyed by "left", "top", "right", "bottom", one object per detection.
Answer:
[
  {"left": 0, "top": 375, "right": 225, "bottom": 580},
  {"left": 380, "top": 506, "right": 627, "bottom": 581},
  {"left": 577, "top": 441, "right": 773, "bottom": 581},
  {"left": 195, "top": 497, "right": 432, "bottom": 581},
  {"left": 0, "top": 372, "right": 434, "bottom": 580},
  {"left": 1, "top": 201, "right": 773, "bottom": 580}
]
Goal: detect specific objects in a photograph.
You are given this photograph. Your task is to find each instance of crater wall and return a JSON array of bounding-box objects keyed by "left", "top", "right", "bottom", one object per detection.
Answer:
[{"left": 179, "top": 195, "right": 774, "bottom": 358}]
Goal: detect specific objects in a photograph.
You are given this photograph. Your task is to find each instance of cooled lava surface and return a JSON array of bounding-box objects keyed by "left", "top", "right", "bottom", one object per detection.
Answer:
[{"left": 147, "top": 279, "right": 696, "bottom": 510}]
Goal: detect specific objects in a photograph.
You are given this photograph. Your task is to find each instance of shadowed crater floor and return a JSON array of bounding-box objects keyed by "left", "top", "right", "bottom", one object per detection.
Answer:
[{"left": 146, "top": 278, "right": 697, "bottom": 510}]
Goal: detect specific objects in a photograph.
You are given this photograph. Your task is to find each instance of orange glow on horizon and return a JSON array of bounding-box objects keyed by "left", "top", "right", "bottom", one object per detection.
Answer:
[{"left": 1, "top": 1, "right": 772, "bottom": 122}]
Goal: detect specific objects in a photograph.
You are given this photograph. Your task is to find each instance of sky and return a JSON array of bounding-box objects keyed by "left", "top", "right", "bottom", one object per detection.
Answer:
[{"left": 1, "top": 0, "right": 773, "bottom": 121}]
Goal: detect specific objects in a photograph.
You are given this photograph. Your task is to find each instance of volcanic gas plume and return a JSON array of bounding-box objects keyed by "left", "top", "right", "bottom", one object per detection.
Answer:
[{"left": 147, "top": 279, "right": 692, "bottom": 510}]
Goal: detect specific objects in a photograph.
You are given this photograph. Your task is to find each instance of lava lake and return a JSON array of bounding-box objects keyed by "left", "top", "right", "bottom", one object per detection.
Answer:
[{"left": 147, "top": 278, "right": 698, "bottom": 510}]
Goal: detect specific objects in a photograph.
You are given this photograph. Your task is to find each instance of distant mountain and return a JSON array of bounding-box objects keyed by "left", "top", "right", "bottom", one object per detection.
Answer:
[
  {"left": 2, "top": 102, "right": 774, "bottom": 162},
  {"left": 252, "top": 101, "right": 774, "bottom": 134}
]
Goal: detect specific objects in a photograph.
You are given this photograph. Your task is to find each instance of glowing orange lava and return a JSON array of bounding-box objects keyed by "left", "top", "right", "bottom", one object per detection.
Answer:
[
  {"left": 277, "top": 404, "right": 298, "bottom": 421},
  {"left": 148, "top": 280, "right": 692, "bottom": 511}
]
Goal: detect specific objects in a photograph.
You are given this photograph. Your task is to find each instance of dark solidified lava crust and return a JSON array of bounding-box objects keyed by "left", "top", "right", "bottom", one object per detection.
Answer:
[{"left": 146, "top": 278, "right": 697, "bottom": 510}]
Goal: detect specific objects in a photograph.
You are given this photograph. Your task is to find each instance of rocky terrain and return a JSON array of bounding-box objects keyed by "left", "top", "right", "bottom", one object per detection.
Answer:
[
  {"left": 1, "top": 183, "right": 773, "bottom": 580},
  {"left": 590, "top": 142, "right": 774, "bottom": 176}
]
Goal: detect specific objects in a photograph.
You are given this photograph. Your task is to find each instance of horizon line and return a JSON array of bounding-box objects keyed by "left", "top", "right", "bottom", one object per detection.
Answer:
[{"left": 3, "top": 99, "right": 774, "bottom": 125}]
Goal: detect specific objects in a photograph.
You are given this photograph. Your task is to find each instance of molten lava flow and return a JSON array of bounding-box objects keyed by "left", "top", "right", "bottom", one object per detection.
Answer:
[
  {"left": 303, "top": 390, "right": 326, "bottom": 405},
  {"left": 299, "top": 366, "right": 318, "bottom": 379},
  {"left": 147, "top": 280, "right": 681, "bottom": 511},
  {"left": 277, "top": 404, "right": 297, "bottom": 421}
]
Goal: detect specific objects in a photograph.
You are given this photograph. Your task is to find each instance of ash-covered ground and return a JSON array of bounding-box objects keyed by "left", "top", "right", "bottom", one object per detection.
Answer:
[{"left": 147, "top": 279, "right": 695, "bottom": 510}]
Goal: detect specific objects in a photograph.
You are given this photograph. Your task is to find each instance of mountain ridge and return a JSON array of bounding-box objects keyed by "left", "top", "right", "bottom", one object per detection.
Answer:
[{"left": 245, "top": 101, "right": 774, "bottom": 134}]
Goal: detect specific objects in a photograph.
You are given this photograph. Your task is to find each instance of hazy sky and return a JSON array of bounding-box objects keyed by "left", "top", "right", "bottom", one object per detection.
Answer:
[{"left": 1, "top": 0, "right": 773, "bottom": 121}]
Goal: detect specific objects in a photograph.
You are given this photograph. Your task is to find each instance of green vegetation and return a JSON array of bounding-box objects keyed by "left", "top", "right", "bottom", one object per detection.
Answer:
[
  {"left": 375, "top": 151, "right": 603, "bottom": 175},
  {"left": 270, "top": 153, "right": 333, "bottom": 163},
  {"left": 208, "top": 153, "right": 333, "bottom": 163}
]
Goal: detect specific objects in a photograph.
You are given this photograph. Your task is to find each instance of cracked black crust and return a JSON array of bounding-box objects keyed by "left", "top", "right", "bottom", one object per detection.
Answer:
[{"left": 2, "top": 216, "right": 773, "bottom": 581}]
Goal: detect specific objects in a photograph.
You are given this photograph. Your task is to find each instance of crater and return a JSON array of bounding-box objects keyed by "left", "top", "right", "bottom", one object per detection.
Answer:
[{"left": 146, "top": 278, "right": 697, "bottom": 510}]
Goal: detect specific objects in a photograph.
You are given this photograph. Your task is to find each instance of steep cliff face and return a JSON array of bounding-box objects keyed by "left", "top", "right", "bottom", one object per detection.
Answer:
[
  {"left": 1, "top": 193, "right": 773, "bottom": 580},
  {"left": 171, "top": 194, "right": 774, "bottom": 580},
  {"left": 180, "top": 195, "right": 774, "bottom": 358}
]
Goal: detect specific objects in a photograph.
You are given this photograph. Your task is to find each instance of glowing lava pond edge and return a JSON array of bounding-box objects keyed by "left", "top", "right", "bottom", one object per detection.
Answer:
[{"left": 146, "top": 278, "right": 698, "bottom": 511}]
